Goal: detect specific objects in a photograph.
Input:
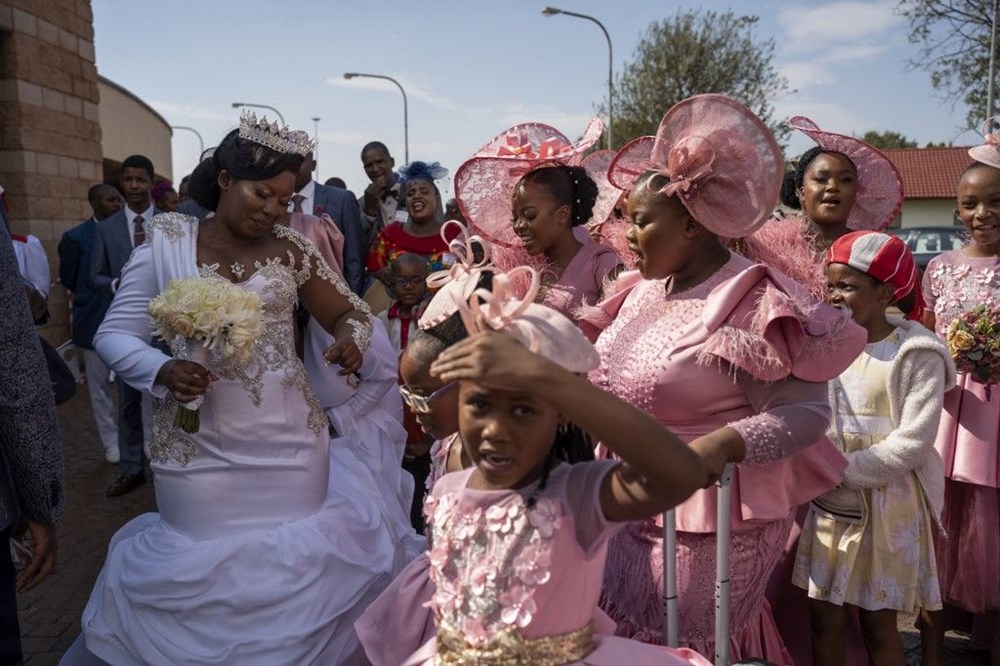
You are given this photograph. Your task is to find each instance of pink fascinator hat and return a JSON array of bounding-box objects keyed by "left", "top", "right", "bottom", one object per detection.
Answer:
[
  {"left": 455, "top": 267, "right": 601, "bottom": 374},
  {"left": 418, "top": 220, "right": 493, "bottom": 330},
  {"left": 968, "top": 117, "right": 1000, "bottom": 168},
  {"left": 790, "top": 116, "right": 904, "bottom": 231},
  {"left": 607, "top": 94, "right": 784, "bottom": 238},
  {"left": 454, "top": 118, "right": 605, "bottom": 248}
]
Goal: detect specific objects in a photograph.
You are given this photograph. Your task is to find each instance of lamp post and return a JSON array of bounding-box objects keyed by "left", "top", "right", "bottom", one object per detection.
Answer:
[
  {"left": 170, "top": 125, "right": 204, "bottom": 157},
  {"left": 343, "top": 72, "right": 409, "bottom": 163},
  {"left": 542, "top": 6, "right": 613, "bottom": 149},
  {"left": 988, "top": 0, "right": 999, "bottom": 123},
  {"left": 230, "top": 102, "right": 286, "bottom": 126},
  {"left": 311, "top": 116, "right": 321, "bottom": 177}
]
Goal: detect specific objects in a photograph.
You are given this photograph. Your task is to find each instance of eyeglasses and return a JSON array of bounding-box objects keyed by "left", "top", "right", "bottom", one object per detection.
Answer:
[
  {"left": 399, "top": 382, "right": 456, "bottom": 414},
  {"left": 392, "top": 276, "right": 427, "bottom": 288}
]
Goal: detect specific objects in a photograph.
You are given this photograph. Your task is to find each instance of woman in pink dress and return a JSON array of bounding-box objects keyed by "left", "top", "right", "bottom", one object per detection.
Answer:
[
  {"left": 588, "top": 95, "right": 868, "bottom": 663},
  {"left": 400, "top": 266, "right": 716, "bottom": 665},
  {"left": 455, "top": 119, "right": 622, "bottom": 336},
  {"left": 919, "top": 130, "right": 1000, "bottom": 663}
]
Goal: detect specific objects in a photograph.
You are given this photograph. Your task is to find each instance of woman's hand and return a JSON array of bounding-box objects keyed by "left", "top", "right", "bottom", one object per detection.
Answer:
[
  {"left": 155, "top": 359, "right": 214, "bottom": 403},
  {"left": 430, "top": 331, "right": 551, "bottom": 391},
  {"left": 687, "top": 428, "right": 746, "bottom": 487},
  {"left": 323, "top": 337, "right": 363, "bottom": 375}
]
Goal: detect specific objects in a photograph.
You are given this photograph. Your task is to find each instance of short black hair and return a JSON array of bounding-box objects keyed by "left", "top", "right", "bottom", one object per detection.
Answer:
[
  {"left": 121, "top": 155, "right": 154, "bottom": 178},
  {"left": 87, "top": 183, "right": 117, "bottom": 203},
  {"left": 361, "top": 141, "right": 391, "bottom": 159}
]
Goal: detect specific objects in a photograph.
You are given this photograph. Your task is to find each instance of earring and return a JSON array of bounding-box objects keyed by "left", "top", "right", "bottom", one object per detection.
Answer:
[{"left": 557, "top": 421, "right": 569, "bottom": 436}]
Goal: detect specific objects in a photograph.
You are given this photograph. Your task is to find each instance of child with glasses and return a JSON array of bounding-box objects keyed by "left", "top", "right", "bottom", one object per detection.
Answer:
[{"left": 377, "top": 253, "right": 429, "bottom": 355}]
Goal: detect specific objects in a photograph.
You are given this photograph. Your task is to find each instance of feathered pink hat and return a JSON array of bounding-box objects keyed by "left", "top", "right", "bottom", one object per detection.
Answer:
[
  {"left": 790, "top": 116, "right": 904, "bottom": 231},
  {"left": 454, "top": 118, "right": 605, "bottom": 248},
  {"left": 607, "top": 94, "right": 784, "bottom": 238},
  {"left": 968, "top": 117, "right": 1000, "bottom": 168},
  {"left": 454, "top": 267, "right": 600, "bottom": 374}
]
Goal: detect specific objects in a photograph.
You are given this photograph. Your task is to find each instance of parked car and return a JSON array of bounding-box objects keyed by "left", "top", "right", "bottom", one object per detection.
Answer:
[{"left": 887, "top": 226, "right": 967, "bottom": 271}]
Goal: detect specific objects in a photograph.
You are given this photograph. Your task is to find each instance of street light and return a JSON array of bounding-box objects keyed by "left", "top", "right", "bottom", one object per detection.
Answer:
[
  {"left": 170, "top": 125, "right": 204, "bottom": 156},
  {"left": 311, "top": 117, "right": 321, "bottom": 177},
  {"left": 343, "top": 72, "right": 409, "bottom": 163},
  {"left": 542, "top": 6, "right": 613, "bottom": 149},
  {"left": 231, "top": 102, "right": 285, "bottom": 126}
]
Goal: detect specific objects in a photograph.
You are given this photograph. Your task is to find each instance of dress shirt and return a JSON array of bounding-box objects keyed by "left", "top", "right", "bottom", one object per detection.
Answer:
[
  {"left": 289, "top": 180, "right": 316, "bottom": 215},
  {"left": 125, "top": 204, "right": 155, "bottom": 249}
]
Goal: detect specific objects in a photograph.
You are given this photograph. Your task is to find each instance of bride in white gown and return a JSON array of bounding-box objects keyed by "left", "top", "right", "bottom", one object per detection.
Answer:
[{"left": 63, "top": 117, "right": 410, "bottom": 665}]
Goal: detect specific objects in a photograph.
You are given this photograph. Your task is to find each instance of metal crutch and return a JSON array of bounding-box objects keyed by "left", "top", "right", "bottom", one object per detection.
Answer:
[
  {"left": 661, "top": 508, "right": 679, "bottom": 647},
  {"left": 714, "top": 463, "right": 735, "bottom": 666}
]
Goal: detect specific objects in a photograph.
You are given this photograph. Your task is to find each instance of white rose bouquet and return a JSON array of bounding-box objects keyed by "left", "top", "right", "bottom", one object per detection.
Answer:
[{"left": 148, "top": 276, "right": 263, "bottom": 432}]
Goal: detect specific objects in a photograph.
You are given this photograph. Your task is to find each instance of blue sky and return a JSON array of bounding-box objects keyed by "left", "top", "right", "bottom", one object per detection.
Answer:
[{"left": 92, "top": 0, "right": 980, "bottom": 194}]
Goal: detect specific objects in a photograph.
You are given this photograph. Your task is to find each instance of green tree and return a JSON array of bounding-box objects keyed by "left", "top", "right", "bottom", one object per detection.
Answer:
[
  {"left": 859, "top": 130, "right": 918, "bottom": 149},
  {"left": 600, "top": 10, "right": 789, "bottom": 149},
  {"left": 898, "top": 0, "right": 995, "bottom": 126}
]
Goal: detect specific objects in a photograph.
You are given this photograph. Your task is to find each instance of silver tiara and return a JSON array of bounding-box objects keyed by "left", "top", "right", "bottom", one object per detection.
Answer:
[{"left": 238, "top": 110, "right": 316, "bottom": 156}]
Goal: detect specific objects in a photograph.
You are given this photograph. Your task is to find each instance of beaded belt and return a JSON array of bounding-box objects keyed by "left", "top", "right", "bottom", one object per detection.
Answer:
[{"left": 435, "top": 621, "right": 594, "bottom": 665}]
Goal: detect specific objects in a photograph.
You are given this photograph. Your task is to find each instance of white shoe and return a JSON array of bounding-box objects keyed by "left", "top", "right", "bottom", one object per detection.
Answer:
[{"left": 104, "top": 447, "right": 120, "bottom": 464}]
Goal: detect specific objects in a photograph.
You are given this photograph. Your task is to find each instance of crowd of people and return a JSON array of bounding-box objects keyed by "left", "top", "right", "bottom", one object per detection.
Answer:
[{"left": 0, "top": 93, "right": 997, "bottom": 666}]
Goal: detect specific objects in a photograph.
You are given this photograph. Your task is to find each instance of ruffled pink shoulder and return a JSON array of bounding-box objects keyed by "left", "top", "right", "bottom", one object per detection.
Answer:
[
  {"left": 694, "top": 263, "right": 867, "bottom": 383},
  {"left": 575, "top": 270, "right": 644, "bottom": 339},
  {"left": 737, "top": 216, "right": 825, "bottom": 298}
]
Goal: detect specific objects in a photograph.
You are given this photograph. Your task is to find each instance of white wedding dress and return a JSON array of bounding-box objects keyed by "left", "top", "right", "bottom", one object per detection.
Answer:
[{"left": 65, "top": 213, "right": 407, "bottom": 665}]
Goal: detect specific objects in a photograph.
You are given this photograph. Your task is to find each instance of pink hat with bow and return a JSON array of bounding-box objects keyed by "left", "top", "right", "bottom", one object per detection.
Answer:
[
  {"left": 454, "top": 118, "right": 606, "bottom": 248},
  {"left": 418, "top": 220, "right": 493, "bottom": 330},
  {"left": 969, "top": 117, "right": 1000, "bottom": 169},
  {"left": 607, "top": 94, "right": 784, "bottom": 238},
  {"left": 790, "top": 116, "right": 904, "bottom": 231},
  {"left": 454, "top": 267, "right": 601, "bottom": 374}
]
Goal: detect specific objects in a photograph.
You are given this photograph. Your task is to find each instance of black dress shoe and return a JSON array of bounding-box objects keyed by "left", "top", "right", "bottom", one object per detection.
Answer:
[{"left": 106, "top": 473, "right": 146, "bottom": 497}]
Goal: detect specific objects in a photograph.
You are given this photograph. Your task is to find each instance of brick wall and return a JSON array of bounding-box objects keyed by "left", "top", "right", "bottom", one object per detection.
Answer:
[{"left": 0, "top": 0, "right": 102, "bottom": 343}]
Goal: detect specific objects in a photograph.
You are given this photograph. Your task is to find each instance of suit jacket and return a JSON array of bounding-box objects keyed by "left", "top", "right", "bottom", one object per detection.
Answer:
[
  {"left": 59, "top": 217, "right": 113, "bottom": 349},
  {"left": 90, "top": 207, "right": 160, "bottom": 297},
  {"left": 0, "top": 233, "right": 64, "bottom": 530},
  {"left": 311, "top": 183, "right": 365, "bottom": 294}
]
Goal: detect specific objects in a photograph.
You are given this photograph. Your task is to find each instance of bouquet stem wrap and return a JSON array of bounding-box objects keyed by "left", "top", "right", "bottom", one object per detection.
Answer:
[{"left": 176, "top": 339, "right": 211, "bottom": 433}]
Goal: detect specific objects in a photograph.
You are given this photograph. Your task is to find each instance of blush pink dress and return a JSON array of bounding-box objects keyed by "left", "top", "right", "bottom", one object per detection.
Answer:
[
  {"left": 542, "top": 239, "right": 621, "bottom": 339},
  {"left": 588, "top": 252, "right": 866, "bottom": 664},
  {"left": 922, "top": 249, "right": 1000, "bottom": 614},
  {"left": 400, "top": 462, "right": 711, "bottom": 665}
]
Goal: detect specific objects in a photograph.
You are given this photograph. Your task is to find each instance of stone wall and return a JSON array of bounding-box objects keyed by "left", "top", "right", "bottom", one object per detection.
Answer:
[{"left": 0, "top": 0, "right": 103, "bottom": 343}]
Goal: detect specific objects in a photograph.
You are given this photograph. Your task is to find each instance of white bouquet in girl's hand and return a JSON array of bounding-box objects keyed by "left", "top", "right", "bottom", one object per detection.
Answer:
[{"left": 148, "top": 276, "right": 263, "bottom": 432}]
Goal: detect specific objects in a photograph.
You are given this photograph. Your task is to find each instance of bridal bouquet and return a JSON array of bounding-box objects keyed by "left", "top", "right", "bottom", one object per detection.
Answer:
[
  {"left": 148, "top": 276, "right": 263, "bottom": 432},
  {"left": 946, "top": 304, "right": 1000, "bottom": 401}
]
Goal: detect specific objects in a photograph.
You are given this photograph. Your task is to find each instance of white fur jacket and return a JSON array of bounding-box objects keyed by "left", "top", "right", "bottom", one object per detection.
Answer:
[{"left": 837, "top": 316, "right": 956, "bottom": 524}]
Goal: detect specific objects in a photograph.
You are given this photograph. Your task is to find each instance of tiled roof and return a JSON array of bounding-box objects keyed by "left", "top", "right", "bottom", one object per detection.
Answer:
[{"left": 881, "top": 147, "right": 974, "bottom": 199}]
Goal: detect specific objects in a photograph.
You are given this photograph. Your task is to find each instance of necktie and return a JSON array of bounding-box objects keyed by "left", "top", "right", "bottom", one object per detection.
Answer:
[
  {"left": 292, "top": 194, "right": 305, "bottom": 213},
  {"left": 133, "top": 215, "right": 145, "bottom": 247}
]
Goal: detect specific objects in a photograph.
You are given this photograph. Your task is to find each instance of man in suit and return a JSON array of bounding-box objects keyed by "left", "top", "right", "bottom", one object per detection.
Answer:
[
  {"left": 358, "top": 141, "right": 404, "bottom": 251},
  {"left": 59, "top": 183, "right": 122, "bottom": 464},
  {"left": 289, "top": 149, "right": 366, "bottom": 294},
  {"left": 0, "top": 231, "right": 64, "bottom": 664},
  {"left": 91, "top": 155, "right": 158, "bottom": 497}
]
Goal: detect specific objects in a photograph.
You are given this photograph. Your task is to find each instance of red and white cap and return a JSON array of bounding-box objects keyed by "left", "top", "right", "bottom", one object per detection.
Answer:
[{"left": 826, "top": 230, "right": 925, "bottom": 320}]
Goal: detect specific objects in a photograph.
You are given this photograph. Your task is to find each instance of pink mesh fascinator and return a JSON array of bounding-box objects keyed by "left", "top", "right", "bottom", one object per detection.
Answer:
[
  {"left": 790, "top": 116, "right": 904, "bottom": 231},
  {"left": 454, "top": 118, "right": 605, "bottom": 248},
  {"left": 583, "top": 149, "right": 633, "bottom": 268},
  {"left": 455, "top": 267, "right": 601, "bottom": 374},
  {"left": 418, "top": 220, "right": 493, "bottom": 330},
  {"left": 607, "top": 94, "right": 785, "bottom": 238},
  {"left": 968, "top": 117, "right": 1000, "bottom": 168}
]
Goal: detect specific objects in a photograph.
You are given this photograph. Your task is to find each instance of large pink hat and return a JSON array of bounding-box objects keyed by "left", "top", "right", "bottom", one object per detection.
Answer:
[
  {"left": 607, "top": 94, "right": 784, "bottom": 238},
  {"left": 418, "top": 220, "right": 493, "bottom": 330},
  {"left": 454, "top": 118, "right": 605, "bottom": 248},
  {"left": 790, "top": 116, "right": 904, "bottom": 231},
  {"left": 455, "top": 267, "right": 600, "bottom": 374},
  {"left": 968, "top": 117, "right": 1000, "bottom": 168}
]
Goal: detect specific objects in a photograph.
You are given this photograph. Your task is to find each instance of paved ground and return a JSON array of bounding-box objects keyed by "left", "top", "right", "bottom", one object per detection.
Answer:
[{"left": 15, "top": 386, "right": 991, "bottom": 664}]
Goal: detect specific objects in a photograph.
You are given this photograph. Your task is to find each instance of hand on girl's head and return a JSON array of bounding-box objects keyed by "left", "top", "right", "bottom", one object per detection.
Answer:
[{"left": 430, "top": 332, "right": 547, "bottom": 390}]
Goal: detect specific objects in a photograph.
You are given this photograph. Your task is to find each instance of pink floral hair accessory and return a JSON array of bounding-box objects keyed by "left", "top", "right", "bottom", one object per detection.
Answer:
[
  {"left": 418, "top": 220, "right": 493, "bottom": 330},
  {"left": 454, "top": 267, "right": 601, "bottom": 374},
  {"left": 454, "top": 118, "right": 605, "bottom": 248},
  {"left": 607, "top": 94, "right": 785, "bottom": 238},
  {"left": 789, "top": 116, "right": 904, "bottom": 231},
  {"left": 968, "top": 116, "right": 1000, "bottom": 169}
]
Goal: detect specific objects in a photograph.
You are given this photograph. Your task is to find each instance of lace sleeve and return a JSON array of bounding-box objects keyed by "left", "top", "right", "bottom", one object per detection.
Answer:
[
  {"left": 273, "top": 224, "right": 374, "bottom": 352},
  {"left": 728, "top": 372, "right": 831, "bottom": 466}
]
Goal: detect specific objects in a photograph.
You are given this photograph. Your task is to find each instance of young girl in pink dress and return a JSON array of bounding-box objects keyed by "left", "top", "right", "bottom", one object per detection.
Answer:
[
  {"left": 455, "top": 119, "right": 622, "bottom": 335},
  {"left": 400, "top": 267, "right": 718, "bottom": 665},
  {"left": 589, "top": 95, "right": 868, "bottom": 663},
  {"left": 795, "top": 231, "right": 954, "bottom": 666},
  {"left": 919, "top": 133, "right": 1000, "bottom": 663}
]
